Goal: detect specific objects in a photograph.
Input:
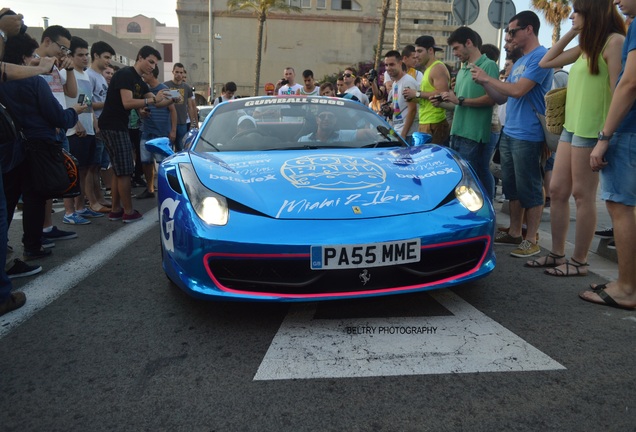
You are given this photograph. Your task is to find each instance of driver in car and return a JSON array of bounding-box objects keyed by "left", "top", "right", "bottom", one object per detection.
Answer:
[{"left": 298, "top": 110, "right": 376, "bottom": 143}]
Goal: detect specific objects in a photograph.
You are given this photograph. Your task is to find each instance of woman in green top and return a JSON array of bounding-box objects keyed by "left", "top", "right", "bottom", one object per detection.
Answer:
[{"left": 528, "top": 0, "right": 625, "bottom": 276}]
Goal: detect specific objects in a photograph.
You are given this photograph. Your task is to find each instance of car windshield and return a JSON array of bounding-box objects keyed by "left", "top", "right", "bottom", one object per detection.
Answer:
[{"left": 193, "top": 96, "right": 403, "bottom": 152}]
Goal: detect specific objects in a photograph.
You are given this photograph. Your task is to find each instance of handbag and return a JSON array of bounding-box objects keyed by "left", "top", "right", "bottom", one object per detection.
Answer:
[
  {"left": 24, "top": 139, "right": 77, "bottom": 199},
  {"left": 530, "top": 100, "right": 560, "bottom": 152},
  {"left": 544, "top": 87, "right": 567, "bottom": 135}
]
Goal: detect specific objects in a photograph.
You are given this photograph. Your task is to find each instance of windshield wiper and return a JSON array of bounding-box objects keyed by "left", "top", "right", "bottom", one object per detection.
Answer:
[{"left": 197, "top": 136, "right": 220, "bottom": 152}]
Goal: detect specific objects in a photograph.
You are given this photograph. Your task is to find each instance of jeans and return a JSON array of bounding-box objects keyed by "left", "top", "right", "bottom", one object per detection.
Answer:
[
  {"left": 3, "top": 157, "right": 46, "bottom": 253},
  {"left": 174, "top": 124, "right": 188, "bottom": 152},
  {"left": 0, "top": 165, "right": 13, "bottom": 303},
  {"left": 499, "top": 132, "right": 544, "bottom": 209},
  {"left": 450, "top": 135, "right": 495, "bottom": 200}
]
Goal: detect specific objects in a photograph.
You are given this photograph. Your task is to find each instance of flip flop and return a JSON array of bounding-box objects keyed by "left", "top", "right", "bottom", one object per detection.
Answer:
[
  {"left": 544, "top": 258, "right": 589, "bottom": 277},
  {"left": 578, "top": 288, "right": 636, "bottom": 311},
  {"left": 525, "top": 251, "right": 566, "bottom": 268},
  {"left": 589, "top": 283, "right": 607, "bottom": 292}
]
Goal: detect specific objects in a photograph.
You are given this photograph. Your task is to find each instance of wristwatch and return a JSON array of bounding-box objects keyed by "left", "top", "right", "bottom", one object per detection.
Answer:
[
  {"left": 458, "top": 96, "right": 465, "bottom": 106},
  {"left": 416, "top": 91, "right": 421, "bottom": 98},
  {"left": 598, "top": 131, "right": 612, "bottom": 141}
]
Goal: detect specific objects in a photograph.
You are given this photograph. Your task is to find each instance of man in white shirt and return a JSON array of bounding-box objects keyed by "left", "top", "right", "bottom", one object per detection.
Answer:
[
  {"left": 277, "top": 67, "right": 303, "bottom": 95},
  {"left": 342, "top": 67, "right": 369, "bottom": 106},
  {"left": 384, "top": 50, "right": 418, "bottom": 143}
]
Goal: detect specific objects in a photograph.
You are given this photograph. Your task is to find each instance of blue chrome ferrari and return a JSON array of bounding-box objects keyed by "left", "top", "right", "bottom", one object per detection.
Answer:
[{"left": 147, "top": 96, "right": 495, "bottom": 301}]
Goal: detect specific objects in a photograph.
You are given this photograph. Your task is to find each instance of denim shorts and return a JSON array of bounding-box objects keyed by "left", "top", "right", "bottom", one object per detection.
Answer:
[
  {"left": 499, "top": 133, "right": 544, "bottom": 208},
  {"left": 559, "top": 128, "right": 597, "bottom": 148},
  {"left": 601, "top": 132, "right": 636, "bottom": 206},
  {"left": 139, "top": 138, "right": 165, "bottom": 164}
]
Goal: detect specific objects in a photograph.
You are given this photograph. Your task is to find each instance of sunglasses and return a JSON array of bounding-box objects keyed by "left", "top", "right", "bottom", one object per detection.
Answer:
[
  {"left": 507, "top": 26, "right": 528, "bottom": 37},
  {"left": 318, "top": 113, "right": 336, "bottom": 120},
  {"left": 341, "top": 73, "right": 355, "bottom": 78}
]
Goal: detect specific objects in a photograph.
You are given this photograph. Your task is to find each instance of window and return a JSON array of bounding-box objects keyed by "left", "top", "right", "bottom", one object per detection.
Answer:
[
  {"left": 332, "top": 0, "right": 360, "bottom": 11},
  {"left": 289, "top": 0, "right": 301, "bottom": 6},
  {"left": 302, "top": 0, "right": 311, "bottom": 7},
  {"left": 317, "top": 0, "right": 326, "bottom": 8},
  {"left": 127, "top": 22, "right": 141, "bottom": 33},
  {"left": 191, "top": 24, "right": 200, "bottom": 34},
  {"left": 414, "top": 19, "right": 434, "bottom": 25},
  {"left": 162, "top": 43, "right": 173, "bottom": 63}
]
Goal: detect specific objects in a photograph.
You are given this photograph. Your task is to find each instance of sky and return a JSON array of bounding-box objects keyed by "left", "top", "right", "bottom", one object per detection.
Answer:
[{"left": 15, "top": 0, "right": 571, "bottom": 49}]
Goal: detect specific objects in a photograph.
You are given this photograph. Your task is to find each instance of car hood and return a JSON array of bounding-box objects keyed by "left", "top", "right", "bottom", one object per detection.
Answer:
[{"left": 188, "top": 146, "right": 463, "bottom": 220}]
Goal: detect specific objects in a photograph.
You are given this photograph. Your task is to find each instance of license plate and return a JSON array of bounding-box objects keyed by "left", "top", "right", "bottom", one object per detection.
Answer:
[{"left": 311, "top": 239, "right": 421, "bottom": 270}]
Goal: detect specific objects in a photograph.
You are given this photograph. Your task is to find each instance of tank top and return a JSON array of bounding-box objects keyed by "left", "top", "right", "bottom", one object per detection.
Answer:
[
  {"left": 563, "top": 36, "right": 616, "bottom": 138},
  {"left": 419, "top": 60, "right": 447, "bottom": 125}
]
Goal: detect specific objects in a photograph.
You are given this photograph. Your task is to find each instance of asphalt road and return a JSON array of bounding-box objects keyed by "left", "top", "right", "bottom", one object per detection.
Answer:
[{"left": 1, "top": 191, "right": 634, "bottom": 432}]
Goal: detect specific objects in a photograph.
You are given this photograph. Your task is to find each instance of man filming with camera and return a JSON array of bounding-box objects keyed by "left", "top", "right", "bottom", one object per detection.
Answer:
[{"left": 277, "top": 67, "right": 302, "bottom": 95}]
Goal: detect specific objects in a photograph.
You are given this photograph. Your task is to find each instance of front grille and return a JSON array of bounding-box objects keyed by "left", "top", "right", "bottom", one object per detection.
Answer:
[{"left": 205, "top": 238, "right": 488, "bottom": 296}]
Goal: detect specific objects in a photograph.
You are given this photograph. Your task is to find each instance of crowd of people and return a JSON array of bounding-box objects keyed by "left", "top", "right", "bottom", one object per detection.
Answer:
[
  {"left": 0, "top": 10, "right": 190, "bottom": 316},
  {"left": 2, "top": 0, "right": 636, "bottom": 317}
]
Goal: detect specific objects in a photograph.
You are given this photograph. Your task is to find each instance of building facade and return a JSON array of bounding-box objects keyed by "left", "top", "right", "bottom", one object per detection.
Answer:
[{"left": 177, "top": 0, "right": 501, "bottom": 99}]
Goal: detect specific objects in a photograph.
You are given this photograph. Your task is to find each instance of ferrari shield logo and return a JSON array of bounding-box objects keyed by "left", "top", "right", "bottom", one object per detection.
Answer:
[{"left": 352, "top": 206, "right": 362, "bottom": 214}]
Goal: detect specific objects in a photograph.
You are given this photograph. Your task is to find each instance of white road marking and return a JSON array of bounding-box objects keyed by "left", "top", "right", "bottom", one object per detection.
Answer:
[
  {"left": 0, "top": 208, "right": 158, "bottom": 339},
  {"left": 254, "top": 290, "right": 565, "bottom": 380}
]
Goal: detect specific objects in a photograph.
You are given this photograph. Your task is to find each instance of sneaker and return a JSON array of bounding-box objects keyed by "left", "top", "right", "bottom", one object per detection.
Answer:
[
  {"left": 510, "top": 240, "right": 541, "bottom": 258},
  {"left": 0, "top": 292, "right": 26, "bottom": 317},
  {"left": 135, "top": 189, "right": 155, "bottom": 199},
  {"left": 594, "top": 228, "right": 614, "bottom": 238},
  {"left": 23, "top": 247, "right": 52, "bottom": 261},
  {"left": 122, "top": 210, "right": 143, "bottom": 223},
  {"left": 42, "top": 226, "right": 77, "bottom": 240},
  {"left": 63, "top": 213, "right": 91, "bottom": 225},
  {"left": 76, "top": 208, "right": 105, "bottom": 218},
  {"left": 607, "top": 240, "right": 616, "bottom": 250},
  {"left": 108, "top": 209, "right": 124, "bottom": 221},
  {"left": 6, "top": 259, "right": 42, "bottom": 279},
  {"left": 41, "top": 237, "right": 55, "bottom": 249},
  {"left": 495, "top": 231, "right": 523, "bottom": 245}
]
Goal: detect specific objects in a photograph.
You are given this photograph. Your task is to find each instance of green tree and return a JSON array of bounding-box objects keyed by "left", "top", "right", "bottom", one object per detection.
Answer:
[
  {"left": 531, "top": 0, "right": 572, "bottom": 44},
  {"left": 227, "top": 0, "right": 301, "bottom": 96}
]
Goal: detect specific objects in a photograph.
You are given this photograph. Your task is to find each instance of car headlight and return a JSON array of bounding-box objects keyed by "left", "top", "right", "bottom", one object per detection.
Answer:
[
  {"left": 179, "top": 163, "right": 228, "bottom": 225},
  {"left": 452, "top": 156, "right": 484, "bottom": 212}
]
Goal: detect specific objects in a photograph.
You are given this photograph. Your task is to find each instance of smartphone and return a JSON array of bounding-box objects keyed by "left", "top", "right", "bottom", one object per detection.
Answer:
[
  {"left": 433, "top": 95, "right": 443, "bottom": 101},
  {"left": 168, "top": 89, "right": 180, "bottom": 99},
  {"left": 77, "top": 94, "right": 86, "bottom": 104}
]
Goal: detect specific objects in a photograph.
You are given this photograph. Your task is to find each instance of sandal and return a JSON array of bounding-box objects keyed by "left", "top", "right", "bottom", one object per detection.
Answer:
[
  {"left": 589, "top": 283, "right": 607, "bottom": 292},
  {"left": 525, "top": 251, "right": 566, "bottom": 268},
  {"left": 544, "top": 258, "right": 589, "bottom": 277}
]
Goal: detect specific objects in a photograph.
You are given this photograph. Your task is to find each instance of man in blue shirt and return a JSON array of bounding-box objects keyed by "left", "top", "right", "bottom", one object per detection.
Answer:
[
  {"left": 472, "top": 10, "right": 553, "bottom": 258},
  {"left": 138, "top": 65, "right": 177, "bottom": 199}
]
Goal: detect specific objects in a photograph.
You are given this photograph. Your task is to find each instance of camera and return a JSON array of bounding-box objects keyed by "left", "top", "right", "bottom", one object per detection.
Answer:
[
  {"left": 380, "top": 102, "right": 393, "bottom": 119},
  {"left": 1, "top": 10, "right": 27, "bottom": 35},
  {"left": 280, "top": 78, "right": 289, "bottom": 86},
  {"left": 366, "top": 69, "right": 378, "bottom": 82}
]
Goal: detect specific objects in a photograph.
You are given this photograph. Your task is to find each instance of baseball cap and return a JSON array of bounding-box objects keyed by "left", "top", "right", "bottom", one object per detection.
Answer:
[
  {"left": 237, "top": 115, "right": 256, "bottom": 128},
  {"left": 415, "top": 35, "right": 443, "bottom": 52}
]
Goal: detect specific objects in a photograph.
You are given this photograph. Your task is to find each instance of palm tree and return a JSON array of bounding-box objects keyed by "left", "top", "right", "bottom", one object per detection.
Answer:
[
  {"left": 531, "top": 0, "right": 572, "bottom": 44},
  {"left": 393, "top": 0, "right": 401, "bottom": 49},
  {"left": 227, "top": 0, "right": 302, "bottom": 96},
  {"left": 374, "top": 0, "right": 391, "bottom": 70}
]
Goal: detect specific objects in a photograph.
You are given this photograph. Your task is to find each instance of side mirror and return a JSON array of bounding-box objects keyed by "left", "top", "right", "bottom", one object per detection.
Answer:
[
  {"left": 145, "top": 137, "right": 175, "bottom": 158},
  {"left": 412, "top": 132, "right": 433, "bottom": 146}
]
